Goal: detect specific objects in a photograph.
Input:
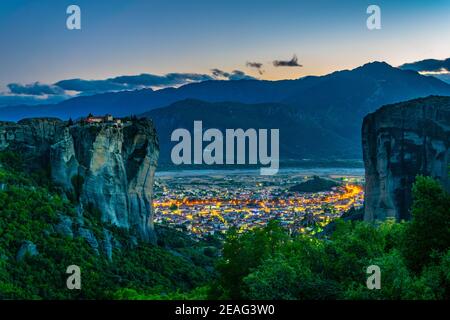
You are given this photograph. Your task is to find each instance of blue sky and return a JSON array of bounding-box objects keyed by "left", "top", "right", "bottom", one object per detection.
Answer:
[{"left": 0, "top": 0, "right": 449, "bottom": 102}]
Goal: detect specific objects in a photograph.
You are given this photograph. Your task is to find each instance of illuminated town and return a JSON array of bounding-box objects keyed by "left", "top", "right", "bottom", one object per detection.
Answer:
[{"left": 153, "top": 169, "right": 364, "bottom": 238}]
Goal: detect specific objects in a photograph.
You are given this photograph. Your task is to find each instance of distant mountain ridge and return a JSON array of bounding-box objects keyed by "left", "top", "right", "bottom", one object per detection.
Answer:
[
  {"left": 142, "top": 99, "right": 360, "bottom": 164},
  {"left": 1, "top": 61, "right": 449, "bottom": 122},
  {"left": 1, "top": 62, "right": 450, "bottom": 162}
]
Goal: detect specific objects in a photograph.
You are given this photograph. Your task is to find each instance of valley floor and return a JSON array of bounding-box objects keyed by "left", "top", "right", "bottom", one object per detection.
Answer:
[{"left": 154, "top": 169, "right": 364, "bottom": 238}]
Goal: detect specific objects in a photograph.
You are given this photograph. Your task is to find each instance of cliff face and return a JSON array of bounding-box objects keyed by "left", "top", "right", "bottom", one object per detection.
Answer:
[
  {"left": 363, "top": 96, "right": 450, "bottom": 221},
  {"left": 0, "top": 118, "right": 63, "bottom": 169},
  {"left": 0, "top": 118, "right": 159, "bottom": 243}
]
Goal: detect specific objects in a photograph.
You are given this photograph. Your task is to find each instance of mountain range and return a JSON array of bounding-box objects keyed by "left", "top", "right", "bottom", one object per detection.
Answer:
[{"left": 1, "top": 61, "right": 450, "bottom": 163}]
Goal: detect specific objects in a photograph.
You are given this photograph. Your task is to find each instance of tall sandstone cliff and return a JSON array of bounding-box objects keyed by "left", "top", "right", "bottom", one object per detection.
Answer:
[
  {"left": 363, "top": 96, "right": 450, "bottom": 221},
  {"left": 0, "top": 118, "right": 159, "bottom": 244}
]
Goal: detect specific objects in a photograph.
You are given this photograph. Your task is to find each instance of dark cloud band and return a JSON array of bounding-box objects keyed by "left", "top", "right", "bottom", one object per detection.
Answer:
[
  {"left": 399, "top": 58, "right": 450, "bottom": 73},
  {"left": 2, "top": 69, "right": 255, "bottom": 107},
  {"left": 246, "top": 62, "right": 264, "bottom": 75},
  {"left": 210, "top": 69, "right": 256, "bottom": 80},
  {"left": 7, "top": 82, "right": 65, "bottom": 96},
  {"left": 273, "top": 55, "right": 302, "bottom": 67}
]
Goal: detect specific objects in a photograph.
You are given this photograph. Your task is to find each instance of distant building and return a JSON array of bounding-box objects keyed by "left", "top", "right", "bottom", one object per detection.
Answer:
[
  {"left": 84, "top": 114, "right": 122, "bottom": 125},
  {"left": 84, "top": 116, "right": 104, "bottom": 123}
]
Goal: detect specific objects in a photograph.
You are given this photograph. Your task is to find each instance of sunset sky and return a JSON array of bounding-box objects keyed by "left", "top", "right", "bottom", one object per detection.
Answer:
[{"left": 1, "top": 0, "right": 449, "bottom": 94}]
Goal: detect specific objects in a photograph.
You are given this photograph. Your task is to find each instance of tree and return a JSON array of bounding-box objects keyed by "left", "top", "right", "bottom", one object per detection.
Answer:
[
  {"left": 213, "top": 221, "right": 288, "bottom": 299},
  {"left": 242, "top": 256, "right": 299, "bottom": 300},
  {"left": 402, "top": 176, "right": 450, "bottom": 273}
]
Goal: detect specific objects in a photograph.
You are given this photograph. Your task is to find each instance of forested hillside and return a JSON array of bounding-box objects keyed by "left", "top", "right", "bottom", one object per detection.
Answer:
[{"left": 0, "top": 151, "right": 215, "bottom": 299}]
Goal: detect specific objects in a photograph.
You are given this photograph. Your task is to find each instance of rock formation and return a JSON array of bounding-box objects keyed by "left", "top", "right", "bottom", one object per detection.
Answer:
[
  {"left": 363, "top": 96, "right": 450, "bottom": 221},
  {"left": 0, "top": 117, "right": 159, "bottom": 243}
]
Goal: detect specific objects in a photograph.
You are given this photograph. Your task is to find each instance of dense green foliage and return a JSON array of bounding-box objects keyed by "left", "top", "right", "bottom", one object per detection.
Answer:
[
  {"left": 210, "top": 176, "right": 450, "bottom": 300},
  {"left": 0, "top": 149, "right": 448, "bottom": 300},
  {"left": 403, "top": 176, "right": 450, "bottom": 273},
  {"left": 0, "top": 152, "right": 215, "bottom": 299}
]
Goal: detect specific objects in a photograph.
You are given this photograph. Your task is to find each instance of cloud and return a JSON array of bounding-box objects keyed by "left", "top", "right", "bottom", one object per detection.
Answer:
[
  {"left": 210, "top": 69, "right": 256, "bottom": 80},
  {"left": 112, "top": 73, "right": 214, "bottom": 88},
  {"left": 228, "top": 70, "right": 257, "bottom": 80},
  {"left": 2, "top": 82, "right": 68, "bottom": 107},
  {"left": 399, "top": 58, "right": 450, "bottom": 73},
  {"left": 1, "top": 69, "right": 254, "bottom": 107},
  {"left": 211, "top": 69, "right": 230, "bottom": 78},
  {"left": 399, "top": 58, "right": 450, "bottom": 84},
  {"left": 5, "top": 69, "right": 253, "bottom": 100},
  {"left": 7, "top": 82, "right": 65, "bottom": 96},
  {"left": 55, "top": 79, "right": 131, "bottom": 93},
  {"left": 55, "top": 73, "right": 215, "bottom": 93},
  {"left": 273, "top": 55, "right": 302, "bottom": 67},
  {"left": 246, "top": 61, "right": 264, "bottom": 75}
]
